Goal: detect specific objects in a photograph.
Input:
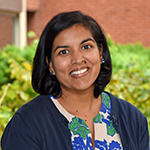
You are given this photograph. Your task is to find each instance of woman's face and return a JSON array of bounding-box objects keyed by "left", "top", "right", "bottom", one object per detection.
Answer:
[{"left": 49, "top": 24, "right": 102, "bottom": 93}]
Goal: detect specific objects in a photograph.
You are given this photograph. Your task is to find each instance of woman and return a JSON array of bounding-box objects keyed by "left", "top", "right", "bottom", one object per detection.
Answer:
[{"left": 1, "top": 11, "right": 149, "bottom": 150}]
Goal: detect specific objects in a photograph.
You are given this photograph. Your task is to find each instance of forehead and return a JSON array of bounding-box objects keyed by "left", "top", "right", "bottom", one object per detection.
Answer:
[{"left": 53, "top": 24, "right": 94, "bottom": 45}]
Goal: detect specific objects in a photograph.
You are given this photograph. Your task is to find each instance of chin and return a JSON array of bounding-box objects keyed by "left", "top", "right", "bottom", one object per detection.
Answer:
[{"left": 72, "top": 83, "right": 94, "bottom": 91}]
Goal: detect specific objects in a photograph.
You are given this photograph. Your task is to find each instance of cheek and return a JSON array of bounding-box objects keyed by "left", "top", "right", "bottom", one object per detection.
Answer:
[
  {"left": 89, "top": 53, "right": 101, "bottom": 76},
  {"left": 53, "top": 59, "right": 69, "bottom": 75},
  {"left": 87, "top": 52, "right": 101, "bottom": 65}
]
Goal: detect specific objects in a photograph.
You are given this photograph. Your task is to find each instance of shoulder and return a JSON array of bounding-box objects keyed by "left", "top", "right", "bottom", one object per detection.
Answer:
[
  {"left": 15, "top": 95, "right": 66, "bottom": 124},
  {"left": 17, "top": 95, "right": 50, "bottom": 114},
  {"left": 104, "top": 92, "right": 149, "bottom": 148},
  {"left": 14, "top": 95, "right": 59, "bottom": 124},
  {"left": 105, "top": 91, "right": 147, "bottom": 123}
]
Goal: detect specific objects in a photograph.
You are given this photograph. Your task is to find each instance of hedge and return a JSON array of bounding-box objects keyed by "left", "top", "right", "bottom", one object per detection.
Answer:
[{"left": 0, "top": 34, "right": 149, "bottom": 138}]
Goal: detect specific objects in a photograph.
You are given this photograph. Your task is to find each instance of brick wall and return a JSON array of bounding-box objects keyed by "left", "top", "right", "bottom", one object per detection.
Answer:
[
  {"left": 0, "top": 0, "right": 149, "bottom": 48},
  {"left": 26, "top": 0, "right": 39, "bottom": 11},
  {"left": 0, "top": 14, "right": 13, "bottom": 48},
  {"left": 0, "top": 0, "right": 22, "bottom": 13},
  {"left": 27, "top": 0, "right": 150, "bottom": 47},
  {"left": 0, "top": 0, "right": 22, "bottom": 48}
]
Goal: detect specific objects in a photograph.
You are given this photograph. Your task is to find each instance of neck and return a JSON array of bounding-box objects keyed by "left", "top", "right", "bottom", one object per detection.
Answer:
[{"left": 57, "top": 86, "right": 101, "bottom": 115}]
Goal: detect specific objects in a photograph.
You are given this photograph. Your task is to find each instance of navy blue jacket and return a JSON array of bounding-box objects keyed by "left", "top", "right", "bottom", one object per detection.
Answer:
[{"left": 1, "top": 92, "right": 149, "bottom": 150}]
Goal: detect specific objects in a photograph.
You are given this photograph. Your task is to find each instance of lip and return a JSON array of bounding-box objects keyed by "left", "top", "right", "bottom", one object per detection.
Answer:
[{"left": 70, "top": 67, "right": 89, "bottom": 77}]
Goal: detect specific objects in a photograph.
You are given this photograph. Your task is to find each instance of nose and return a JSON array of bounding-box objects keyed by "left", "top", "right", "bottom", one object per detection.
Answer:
[{"left": 71, "top": 50, "right": 85, "bottom": 65}]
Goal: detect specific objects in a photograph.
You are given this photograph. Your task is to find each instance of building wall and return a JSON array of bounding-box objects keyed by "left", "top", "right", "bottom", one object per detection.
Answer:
[
  {"left": 27, "top": 0, "right": 150, "bottom": 47},
  {"left": 0, "top": 0, "right": 22, "bottom": 48},
  {"left": 0, "top": 14, "right": 13, "bottom": 48},
  {"left": 0, "top": 0, "right": 149, "bottom": 48},
  {"left": 0, "top": 0, "right": 22, "bottom": 13},
  {"left": 26, "top": 0, "right": 39, "bottom": 11}
]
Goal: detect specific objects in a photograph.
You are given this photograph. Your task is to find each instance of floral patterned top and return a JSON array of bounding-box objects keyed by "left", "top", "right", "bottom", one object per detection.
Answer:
[{"left": 50, "top": 92, "right": 124, "bottom": 150}]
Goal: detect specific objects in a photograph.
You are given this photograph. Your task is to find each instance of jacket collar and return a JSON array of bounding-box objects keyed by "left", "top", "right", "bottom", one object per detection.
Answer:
[
  {"left": 48, "top": 95, "right": 69, "bottom": 126},
  {"left": 104, "top": 91, "right": 130, "bottom": 149}
]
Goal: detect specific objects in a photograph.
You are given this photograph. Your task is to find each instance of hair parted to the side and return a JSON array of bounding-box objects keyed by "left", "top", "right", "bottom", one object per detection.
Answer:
[{"left": 32, "top": 11, "right": 112, "bottom": 98}]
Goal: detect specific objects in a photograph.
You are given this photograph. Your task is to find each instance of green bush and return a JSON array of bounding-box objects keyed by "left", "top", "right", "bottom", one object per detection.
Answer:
[
  {"left": 0, "top": 39, "right": 38, "bottom": 137},
  {"left": 0, "top": 35, "right": 149, "bottom": 139},
  {"left": 106, "top": 36, "right": 150, "bottom": 135}
]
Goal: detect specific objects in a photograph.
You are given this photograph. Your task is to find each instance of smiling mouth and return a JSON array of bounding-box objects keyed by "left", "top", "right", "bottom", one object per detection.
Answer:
[{"left": 70, "top": 68, "right": 88, "bottom": 75}]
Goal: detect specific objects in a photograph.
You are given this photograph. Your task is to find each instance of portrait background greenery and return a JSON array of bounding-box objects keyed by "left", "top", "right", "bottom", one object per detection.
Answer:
[{"left": 0, "top": 32, "right": 150, "bottom": 139}]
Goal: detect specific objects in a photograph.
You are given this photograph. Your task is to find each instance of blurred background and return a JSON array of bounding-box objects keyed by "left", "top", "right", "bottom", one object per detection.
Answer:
[
  {"left": 0, "top": 0, "right": 150, "bottom": 48},
  {"left": 0, "top": 0, "right": 150, "bottom": 140}
]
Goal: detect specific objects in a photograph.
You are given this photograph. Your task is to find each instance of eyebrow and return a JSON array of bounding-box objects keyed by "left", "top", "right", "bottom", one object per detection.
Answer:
[
  {"left": 54, "top": 38, "right": 95, "bottom": 52},
  {"left": 54, "top": 45, "right": 69, "bottom": 52},
  {"left": 80, "top": 38, "right": 95, "bottom": 44}
]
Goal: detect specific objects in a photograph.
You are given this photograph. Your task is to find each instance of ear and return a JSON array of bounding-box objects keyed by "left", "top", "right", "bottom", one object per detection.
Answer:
[
  {"left": 99, "top": 44, "right": 103, "bottom": 55},
  {"left": 49, "top": 62, "right": 56, "bottom": 75},
  {"left": 46, "top": 56, "right": 56, "bottom": 75},
  {"left": 99, "top": 45, "right": 103, "bottom": 63}
]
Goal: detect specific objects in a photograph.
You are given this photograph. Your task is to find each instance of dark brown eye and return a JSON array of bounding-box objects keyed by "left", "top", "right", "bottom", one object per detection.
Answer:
[
  {"left": 82, "top": 45, "right": 91, "bottom": 50},
  {"left": 59, "top": 50, "right": 69, "bottom": 55}
]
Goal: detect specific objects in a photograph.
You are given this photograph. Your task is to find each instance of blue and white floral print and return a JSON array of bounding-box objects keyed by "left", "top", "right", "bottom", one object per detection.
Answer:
[{"left": 50, "top": 92, "right": 123, "bottom": 150}]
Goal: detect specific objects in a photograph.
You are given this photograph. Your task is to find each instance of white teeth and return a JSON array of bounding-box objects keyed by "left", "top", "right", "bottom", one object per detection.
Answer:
[{"left": 71, "top": 68, "right": 88, "bottom": 75}]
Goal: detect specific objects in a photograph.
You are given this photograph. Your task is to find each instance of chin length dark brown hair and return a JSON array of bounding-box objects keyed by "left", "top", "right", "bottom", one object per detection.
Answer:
[{"left": 32, "top": 11, "right": 112, "bottom": 98}]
